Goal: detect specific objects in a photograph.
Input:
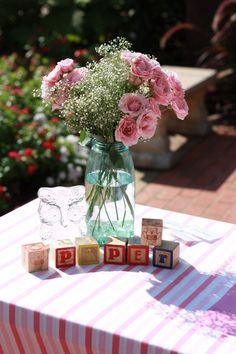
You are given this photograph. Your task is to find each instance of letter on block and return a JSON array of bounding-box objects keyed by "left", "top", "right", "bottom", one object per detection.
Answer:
[
  {"left": 127, "top": 237, "right": 149, "bottom": 265},
  {"left": 22, "top": 242, "right": 48, "bottom": 273},
  {"left": 141, "top": 218, "right": 163, "bottom": 246},
  {"left": 75, "top": 236, "right": 100, "bottom": 265},
  {"left": 51, "top": 239, "right": 76, "bottom": 268},
  {"left": 104, "top": 236, "right": 127, "bottom": 264},
  {"left": 153, "top": 240, "right": 180, "bottom": 269}
]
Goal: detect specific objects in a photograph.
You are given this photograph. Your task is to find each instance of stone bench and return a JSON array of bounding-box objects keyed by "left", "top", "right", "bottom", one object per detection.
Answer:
[{"left": 131, "top": 66, "right": 217, "bottom": 169}]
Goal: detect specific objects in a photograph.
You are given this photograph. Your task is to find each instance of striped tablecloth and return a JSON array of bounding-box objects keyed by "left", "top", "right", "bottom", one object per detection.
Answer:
[{"left": 0, "top": 199, "right": 236, "bottom": 354}]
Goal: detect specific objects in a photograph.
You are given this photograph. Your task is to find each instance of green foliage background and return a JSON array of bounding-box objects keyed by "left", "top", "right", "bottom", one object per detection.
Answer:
[{"left": 0, "top": 0, "right": 186, "bottom": 63}]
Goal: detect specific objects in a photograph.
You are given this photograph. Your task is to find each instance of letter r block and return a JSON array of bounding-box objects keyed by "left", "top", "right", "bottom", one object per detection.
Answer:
[
  {"left": 127, "top": 237, "right": 149, "bottom": 265},
  {"left": 51, "top": 239, "right": 76, "bottom": 268},
  {"left": 153, "top": 240, "right": 180, "bottom": 269},
  {"left": 104, "top": 236, "right": 127, "bottom": 264}
]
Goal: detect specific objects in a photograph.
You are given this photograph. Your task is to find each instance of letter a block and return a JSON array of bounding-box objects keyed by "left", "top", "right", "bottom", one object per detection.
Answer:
[
  {"left": 51, "top": 239, "right": 76, "bottom": 268},
  {"left": 127, "top": 237, "right": 149, "bottom": 265},
  {"left": 104, "top": 237, "right": 127, "bottom": 265},
  {"left": 75, "top": 236, "right": 100, "bottom": 265},
  {"left": 22, "top": 242, "right": 48, "bottom": 272},
  {"left": 141, "top": 218, "right": 163, "bottom": 246},
  {"left": 153, "top": 240, "right": 180, "bottom": 269}
]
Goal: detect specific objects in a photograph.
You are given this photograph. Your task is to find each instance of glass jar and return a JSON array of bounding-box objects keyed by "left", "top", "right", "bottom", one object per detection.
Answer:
[{"left": 85, "top": 139, "right": 135, "bottom": 246}]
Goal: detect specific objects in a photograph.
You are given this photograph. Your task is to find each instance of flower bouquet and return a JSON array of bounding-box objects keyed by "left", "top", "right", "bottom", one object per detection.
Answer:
[{"left": 40, "top": 38, "right": 188, "bottom": 245}]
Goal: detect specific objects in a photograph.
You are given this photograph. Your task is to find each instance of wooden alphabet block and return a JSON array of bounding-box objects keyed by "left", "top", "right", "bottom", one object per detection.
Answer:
[
  {"left": 22, "top": 242, "right": 48, "bottom": 272},
  {"left": 104, "top": 236, "right": 127, "bottom": 264},
  {"left": 153, "top": 240, "right": 180, "bottom": 269},
  {"left": 141, "top": 218, "right": 163, "bottom": 246},
  {"left": 127, "top": 237, "right": 149, "bottom": 265},
  {"left": 51, "top": 239, "right": 76, "bottom": 268},
  {"left": 75, "top": 236, "right": 100, "bottom": 265}
]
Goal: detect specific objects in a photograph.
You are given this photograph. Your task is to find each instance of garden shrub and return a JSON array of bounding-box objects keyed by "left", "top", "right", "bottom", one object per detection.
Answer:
[{"left": 0, "top": 54, "right": 87, "bottom": 215}]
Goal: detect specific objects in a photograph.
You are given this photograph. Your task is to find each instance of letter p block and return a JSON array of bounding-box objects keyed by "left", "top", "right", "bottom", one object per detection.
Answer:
[
  {"left": 51, "top": 239, "right": 76, "bottom": 268},
  {"left": 104, "top": 237, "right": 127, "bottom": 265}
]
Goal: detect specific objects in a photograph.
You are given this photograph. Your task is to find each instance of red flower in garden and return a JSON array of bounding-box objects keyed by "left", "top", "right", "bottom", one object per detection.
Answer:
[
  {"left": 20, "top": 107, "right": 29, "bottom": 114},
  {"left": 0, "top": 185, "right": 5, "bottom": 193},
  {"left": 51, "top": 117, "right": 59, "bottom": 123},
  {"left": 15, "top": 122, "right": 23, "bottom": 128},
  {"left": 24, "top": 148, "right": 33, "bottom": 156},
  {"left": 8, "top": 151, "right": 22, "bottom": 160},
  {"left": 38, "top": 128, "right": 47, "bottom": 136},
  {"left": 11, "top": 105, "right": 18, "bottom": 112},
  {"left": 12, "top": 88, "right": 22, "bottom": 95},
  {"left": 27, "top": 164, "right": 37, "bottom": 175},
  {"left": 42, "top": 141, "right": 55, "bottom": 150},
  {"left": 74, "top": 49, "right": 88, "bottom": 58},
  {"left": 53, "top": 153, "right": 61, "bottom": 161}
]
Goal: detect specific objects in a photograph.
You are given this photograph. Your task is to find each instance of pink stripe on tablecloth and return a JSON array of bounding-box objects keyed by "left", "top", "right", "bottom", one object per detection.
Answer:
[
  {"left": 205, "top": 335, "right": 229, "bottom": 354},
  {"left": 173, "top": 282, "right": 236, "bottom": 354},
  {"left": 140, "top": 225, "right": 236, "bottom": 354},
  {"left": 60, "top": 264, "right": 136, "bottom": 353},
  {"left": 59, "top": 319, "right": 70, "bottom": 354},
  {"left": 6, "top": 267, "right": 61, "bottom": 354},
  {"left": 113, "top": 221, "right": 234, "bottom": 354},
  {"left": 9, "top": 303, "right": 26, "bottom": 354},
  {"left": 34, "top": 311, "right": 47, "bottom": 354},
  {"left": 0, "top": 302, "right": 17, "bottom": 354},
  {"left": 20, "top": 308, "right": 37, "bottom": 354},
  {"left": 0, "top": 210, "right": 36, "bottom": 234},
  {"left": 32, "top": 263, "right": 105, "bottom": 353},
  {"left": 85, "top": 266, "right": 163, "bottom": 354},
  {"left": 45, "top": 315, "right": 63, "bottom": 354},
  {"left": 0, "top": 324, "right": 14, "bottom": 354},
  {"left": 1, "top": 225, "right": 38, "bottom": 251}
]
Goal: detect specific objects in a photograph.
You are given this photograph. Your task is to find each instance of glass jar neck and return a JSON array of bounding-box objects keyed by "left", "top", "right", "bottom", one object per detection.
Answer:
[{"left": 92, "top": 138, "right": 128, "bottom": 153}]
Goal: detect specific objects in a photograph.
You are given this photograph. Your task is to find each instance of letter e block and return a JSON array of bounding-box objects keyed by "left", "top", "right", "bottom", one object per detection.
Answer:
[
  {"left": 75, "top": 236, "right": 100, "bottom": 265},
  {"left": 22, "top": 242, "right": 48, "bottom": 272},
  {"left": 127, "top": 237, "right": 149, "bottom": 265},
  {"left": 141, "top": 218, "right": 163, "bottom": 246},
  {"left": 51, "top": 239, "right": 76, "bottom": 268},
  {"left": 153, "top": 240, "right": 180, "bottom": 269},
  {"left": 104, "top": 237, "right": 127, "bottom": 264}
]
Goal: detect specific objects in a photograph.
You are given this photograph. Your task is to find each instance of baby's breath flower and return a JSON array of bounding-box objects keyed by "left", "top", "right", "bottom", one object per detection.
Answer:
[{"left": 39, "top": 37, "right": 188, "bottom": 144}]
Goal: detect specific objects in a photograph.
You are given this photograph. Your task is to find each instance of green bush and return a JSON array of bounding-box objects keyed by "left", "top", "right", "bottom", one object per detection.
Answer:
[
  {"left": 0, "top": 54, "right": 87, "bottom": 215},
  {"left": 0, "top": 0, "right": 185, "bottom": 62}
]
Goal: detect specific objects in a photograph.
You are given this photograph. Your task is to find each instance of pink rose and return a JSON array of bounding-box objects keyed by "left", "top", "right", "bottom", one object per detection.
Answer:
[
  {"left": 137, "top": 110, "right": 158, "bottom": 139},
  {"left": 57, "top": 58, "right": 74, "bottom": 73},
  {"left": 51, "top": 93, "right": 67, "bottom": 111},
  {"left": 149, "top": 98, "right": 161, "bottom": 117},
  {"left": 121, "top": 51, "right": 140, "bottom": 64},
  {"left": 115, "top": 116, "right": 140, "bottom": 146},
  {"left": 129, "top": 73, "right": 143, "bottom": 86},
  {"left": 168, "top": 72, "right": 185, "bottom": 98},
  {"left": 119, "top": 93, "right": 147, "bottom": 117},
  {"left": 150, "top": 69, "right": 172, "bottom": 106},
  {"left": 131, "top": 54, "right": 156, "bottom": 80},
  {"left": 64, "top": 67, "right": 87, "bottom": 84},
  {"left": 42, "top": 66, "right": 62, "bottom": 88},
  {"left": 171, "top": 97, "right": 189, "bottom": 120}
]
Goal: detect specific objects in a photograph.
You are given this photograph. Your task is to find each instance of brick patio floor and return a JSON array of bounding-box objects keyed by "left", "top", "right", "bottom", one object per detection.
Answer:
[{"left": 135, "top": 123, "right": 236, "bottom": 224}]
